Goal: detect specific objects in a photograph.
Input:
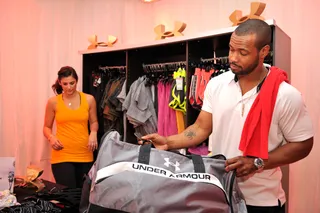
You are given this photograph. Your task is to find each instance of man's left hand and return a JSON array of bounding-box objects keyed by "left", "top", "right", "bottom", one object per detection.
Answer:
[{"left": 225, "top": 156, "right": 257, "bottom": 177}]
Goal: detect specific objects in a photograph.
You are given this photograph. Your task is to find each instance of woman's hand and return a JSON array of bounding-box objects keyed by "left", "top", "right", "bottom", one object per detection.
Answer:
[
  {"left": 49, "top": 136, "right": 64, "bottom": 150},
  {"left": 88, "top": 132, "right": 98, "bottom": 151}
]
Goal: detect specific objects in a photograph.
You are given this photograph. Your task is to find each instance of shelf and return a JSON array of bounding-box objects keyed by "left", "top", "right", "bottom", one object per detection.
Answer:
[{"left": 79, "top": 19, "right": 276, "bottom": 55}]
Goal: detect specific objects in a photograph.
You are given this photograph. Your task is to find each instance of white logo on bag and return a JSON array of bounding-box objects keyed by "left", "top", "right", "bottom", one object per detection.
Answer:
[
  {"left": 95, "top": 162, "right": 228, "bottom": 201},
  {"left": 164, "top": 158, "right": 180, "bottom": 171}
]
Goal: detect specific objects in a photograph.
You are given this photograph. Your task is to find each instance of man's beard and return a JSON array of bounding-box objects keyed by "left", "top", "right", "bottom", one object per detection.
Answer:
[{"left": 230, "top": 56, "right": 260, "bottom": 76}]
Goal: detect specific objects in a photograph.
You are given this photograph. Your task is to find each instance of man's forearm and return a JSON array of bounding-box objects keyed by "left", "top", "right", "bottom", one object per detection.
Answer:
[
  {"left": 166, "top": 123, "right": 210, "bottom": 150},
  {"left": 264, "top": 138, "right": 313, "bottom": 170}
]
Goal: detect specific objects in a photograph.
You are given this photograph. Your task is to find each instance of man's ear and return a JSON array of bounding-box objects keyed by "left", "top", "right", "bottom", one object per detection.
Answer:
[{"left": 260, "top": 45, "right": 270, "bottom": 59}]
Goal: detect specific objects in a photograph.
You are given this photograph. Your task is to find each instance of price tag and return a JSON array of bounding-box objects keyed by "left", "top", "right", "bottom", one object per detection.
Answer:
[
  {"left": 93, "top": 76, "right": 101, "bottom": 87},
  {"left": 176, "top": 78, "right": 183, "bottom": 91}
]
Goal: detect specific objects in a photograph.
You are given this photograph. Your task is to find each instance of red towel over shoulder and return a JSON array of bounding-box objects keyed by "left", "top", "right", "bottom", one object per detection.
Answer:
[{"left": 239, "top": 66, "right": 289, "bottom": 159}]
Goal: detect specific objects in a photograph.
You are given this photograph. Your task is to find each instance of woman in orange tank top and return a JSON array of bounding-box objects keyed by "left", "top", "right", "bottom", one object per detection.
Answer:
[{"left": 43, "top": 66, "right": 98, "bottom": 188}]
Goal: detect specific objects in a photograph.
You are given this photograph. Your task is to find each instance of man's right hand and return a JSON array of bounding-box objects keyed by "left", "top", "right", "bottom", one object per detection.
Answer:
[{"left": 139, "top": 133, "right": 169, "bottom": 150}]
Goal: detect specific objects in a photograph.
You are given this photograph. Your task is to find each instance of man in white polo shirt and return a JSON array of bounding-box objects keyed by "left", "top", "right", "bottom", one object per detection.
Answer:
[{"left": 141, "top": 19, "right": 313, "bottom": 213}]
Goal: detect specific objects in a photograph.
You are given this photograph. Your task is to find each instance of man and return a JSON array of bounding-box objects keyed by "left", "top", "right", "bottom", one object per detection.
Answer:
[{"left": 141, "top": 19, "right": 313, "bottom": 213}]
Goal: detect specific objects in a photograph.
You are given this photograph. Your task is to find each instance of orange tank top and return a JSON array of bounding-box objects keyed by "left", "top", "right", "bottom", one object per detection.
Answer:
[{"left": 51, "top": 92, "right": 93, "bottom": 164}]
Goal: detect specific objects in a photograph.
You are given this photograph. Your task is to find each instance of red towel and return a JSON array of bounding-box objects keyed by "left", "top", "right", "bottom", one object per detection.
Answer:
[{"left": 239, "top": 67, "right": 289, "bottom": 159}]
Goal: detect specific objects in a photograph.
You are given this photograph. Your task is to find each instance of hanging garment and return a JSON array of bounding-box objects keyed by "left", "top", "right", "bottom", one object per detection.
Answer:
[
  {"left": 188, "top": 143, "right": 209, "bottom": 156},
  {"left": 157, "top": 81, "right": 178, "bottom": 137},
  {"left": 189, "top": 74, "right": 197, "bottom": 107},
  {"left": 100, "top": 77, "right": 126, "bottom": 135},
  {"left": 157, "top": 81, "right": 166, "bottom": 136},
  {"left": 117, "top": 80, "right": 127, "bottom": 141},
  {"left": 188, "top": 67, "right": 216, "bottom": 155},
  {"left": 122, "top": 77, "right": 158, "bottom": 137},
  {"left": 90, "top": 70, "right": 109, "bottom": 142},
  {"left": 167, "top": 68, "right": 186, "bottom": 155},
  {"left": 176, "top": 111, "right": 185, "bottom": 133},
  {"left": 189, "top": 68, "right": 202, "bottom": 109},
  {"left": 103, "top": 78, "right": 125, "bottom": 119},
  {"left": 189, "top": 68, "right": 215, "bottom": 110},
  {"left": 168, "top": 68, "right": 187, "bottom": 113},
  {"left": 199, "top": 69, "right": 214, "bottom": 101}
]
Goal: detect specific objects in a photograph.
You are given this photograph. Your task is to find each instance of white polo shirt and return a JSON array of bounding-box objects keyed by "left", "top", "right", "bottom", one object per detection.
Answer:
[{"left": 202, "top": 66, "right": 313, "bottom": 206}]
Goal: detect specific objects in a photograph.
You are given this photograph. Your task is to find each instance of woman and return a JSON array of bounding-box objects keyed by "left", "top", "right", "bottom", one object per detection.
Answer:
[{"left": 43, "top": 66, "right": 98, "bottom": 188}]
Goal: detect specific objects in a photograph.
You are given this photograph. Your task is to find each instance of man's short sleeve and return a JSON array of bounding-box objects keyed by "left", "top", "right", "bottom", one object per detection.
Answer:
[
  {"left": 202, "top": 80, "right": 214, "bottom": 113},
  {"left": 278, "top": 85, "right": 313, "bottom": 142}
]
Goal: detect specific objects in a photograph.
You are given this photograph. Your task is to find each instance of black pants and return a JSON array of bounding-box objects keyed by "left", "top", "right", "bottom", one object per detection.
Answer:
[
  {"left": 247, "top": 202, "right": 285, "bottom": 213},
  {"left": 52, "top": 162, "right": 93, "bottom": 188}
]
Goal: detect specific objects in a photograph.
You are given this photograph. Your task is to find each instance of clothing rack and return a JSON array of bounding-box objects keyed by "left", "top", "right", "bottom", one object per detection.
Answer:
[
  {"left": 200, "top": 56, "right": 229, "bottom": 63},
  {"left": 99, "top": 65, "right": 126, "bottom": 71},
  {"left": 200, "top": 50, "right": 274, "bottom": 63},
  {"left": 142, "top": 61, "right": 186, "bottom": 72},
  {"left": 142, "top": 61, "right": 186, "bottom": 68}
]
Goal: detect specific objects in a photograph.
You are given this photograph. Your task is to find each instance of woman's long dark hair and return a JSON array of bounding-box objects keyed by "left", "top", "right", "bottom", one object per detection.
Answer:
[{"left": 52, "top": 66, "right": 78, "bottom": 95}]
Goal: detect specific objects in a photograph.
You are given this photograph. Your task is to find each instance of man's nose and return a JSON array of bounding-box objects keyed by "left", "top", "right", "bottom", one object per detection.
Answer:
[{"left": 229, "top": 52, "right": 239, "bottom": 63}]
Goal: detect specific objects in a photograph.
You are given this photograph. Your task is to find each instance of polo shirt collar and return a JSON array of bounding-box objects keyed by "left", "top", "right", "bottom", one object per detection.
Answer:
[{"left": 229, "top": 64, "right": 271, "bottom": 92}]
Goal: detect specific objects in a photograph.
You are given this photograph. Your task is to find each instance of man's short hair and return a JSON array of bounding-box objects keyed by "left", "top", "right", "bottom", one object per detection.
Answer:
[{"left": 234, "top": 19, "right": 272, "bottom": 50}]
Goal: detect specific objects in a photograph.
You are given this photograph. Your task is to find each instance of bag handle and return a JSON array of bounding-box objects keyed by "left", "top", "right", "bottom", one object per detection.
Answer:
[
  {"left": 138, "top": 145, "right": 206, "bottom": 174},
  {"left": 138, "top": 144, "right": 152, "bottom": 165},
  {"left": 191, "top": 154, "right": 206, "bottom": 173}
]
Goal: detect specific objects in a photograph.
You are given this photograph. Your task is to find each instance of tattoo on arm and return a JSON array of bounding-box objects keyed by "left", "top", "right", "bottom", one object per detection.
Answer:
[{"left": 184, "top": 130, "right": 196, "bottom": 140}]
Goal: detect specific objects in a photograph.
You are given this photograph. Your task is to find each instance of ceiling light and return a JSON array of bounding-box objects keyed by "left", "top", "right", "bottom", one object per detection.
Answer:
[{"left": 141, "top": 0, "right": 160, "bottom": 3}]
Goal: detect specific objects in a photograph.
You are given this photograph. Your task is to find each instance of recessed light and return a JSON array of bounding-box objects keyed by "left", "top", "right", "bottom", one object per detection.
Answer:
[{"left": 141, "top": 0, "right": 160, "bottom": 2}]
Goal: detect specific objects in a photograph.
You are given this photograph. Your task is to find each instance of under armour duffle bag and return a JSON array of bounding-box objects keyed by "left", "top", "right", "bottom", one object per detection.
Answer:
[{"left": 82, "top": 131, "right": 247, "bottom": 213}]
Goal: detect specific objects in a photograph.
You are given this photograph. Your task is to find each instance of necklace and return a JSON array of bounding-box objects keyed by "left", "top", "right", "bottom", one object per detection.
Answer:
[
  {"left": 240, "top": 89, "right": 256, "bottom": 117},
  {"left": 62, "top": 94, "right": 73, "bottom": 107},
  {"left": 239, "top": 71, "right": 268, "bottom": 117},
  {"left": 62, "top": 92, "right": 81, "bottom": 108}
]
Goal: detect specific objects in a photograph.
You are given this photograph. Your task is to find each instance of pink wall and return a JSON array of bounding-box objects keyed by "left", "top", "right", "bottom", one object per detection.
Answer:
[
  {"left": 0, "top": 0, "right": 319, "bottom": 212},
  {"left": 150, "top": 1, "right": 320, "bottom": 211}
]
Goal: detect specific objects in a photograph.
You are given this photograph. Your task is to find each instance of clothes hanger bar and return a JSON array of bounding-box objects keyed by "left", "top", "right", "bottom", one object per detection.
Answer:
[
  {"left": 200, "top": 50, "right": 274, "bottom": 63},
  {"left": 142, "top": 61, "right": 186, "bottom": 68},
  {"left": 99, "top": 65, "right": 126, "bottom": 70},
  {"left": 142, "top": 61, "right": 186, "bottom": 73},
  {"left": 200, "top": 56, "right": 228, "bottom": 63}
]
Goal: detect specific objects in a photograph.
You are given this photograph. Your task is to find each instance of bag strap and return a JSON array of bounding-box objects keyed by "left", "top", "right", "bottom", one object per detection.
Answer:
[
  {"left": 229, "top": 170, "right": 236, "bottom": 213},
  {"left": 139, "top": 145, "right": 206, "bottom": 173},
  {"left": 191, "top": 154, "right": 206, "bottom": 173},
  {"left": 138, "top": 144, "right": 152, "bottom": 165}
]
